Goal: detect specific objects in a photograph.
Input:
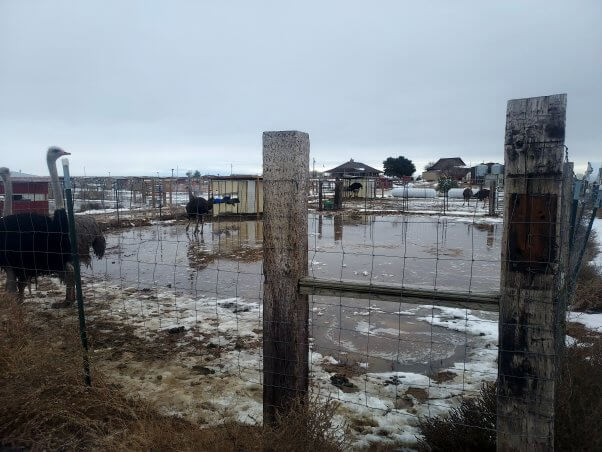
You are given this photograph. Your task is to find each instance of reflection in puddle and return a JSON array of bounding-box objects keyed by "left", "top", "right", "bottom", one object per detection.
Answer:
[{"left": 85, "top": 213, "right": 501, "bottom": 373}]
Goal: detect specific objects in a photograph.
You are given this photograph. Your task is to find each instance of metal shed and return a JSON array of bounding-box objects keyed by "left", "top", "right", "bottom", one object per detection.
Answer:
[{"left": 209, "top": 175, "right": 263, "bottom": 217}]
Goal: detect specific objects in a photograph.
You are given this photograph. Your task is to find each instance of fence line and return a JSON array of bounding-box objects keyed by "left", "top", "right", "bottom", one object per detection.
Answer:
[{"left": 2, "top": 94, "right": 600, "bottom": 449}]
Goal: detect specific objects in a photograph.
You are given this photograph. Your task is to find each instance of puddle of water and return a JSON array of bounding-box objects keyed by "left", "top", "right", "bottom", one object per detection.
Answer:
[{"left": 84, "top": 214, "right": 501, "bottom": 373}]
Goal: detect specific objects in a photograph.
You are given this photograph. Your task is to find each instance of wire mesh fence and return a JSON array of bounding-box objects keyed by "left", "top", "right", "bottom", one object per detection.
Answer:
[
  {"left": 0, "top": 96, "right": 600, "bottom": 448},
  {"left": 0, "top": 164, "right": 599, "bottom": 449}
]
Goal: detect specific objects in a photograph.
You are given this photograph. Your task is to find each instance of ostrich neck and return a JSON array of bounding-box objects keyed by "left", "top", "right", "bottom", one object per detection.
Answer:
[
  {"left": 188, "top": 177, "right": 195, "bottom": 199},
  {"left": 48, "top": 157, "right": 64, "bottom": 210},
  {"left": 1, "top": 174, "right": 12, "bottom": 216}
]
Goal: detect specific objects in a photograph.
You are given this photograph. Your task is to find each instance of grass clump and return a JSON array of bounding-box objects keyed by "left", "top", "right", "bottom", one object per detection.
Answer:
[
  {"left": 417, "top": 337, "right": 602, "bottom": 451},
  {"left": 0, "top": 294, "right": 346, "bottom": 451}
]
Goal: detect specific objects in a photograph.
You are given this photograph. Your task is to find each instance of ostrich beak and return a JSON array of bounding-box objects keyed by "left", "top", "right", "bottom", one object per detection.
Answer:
[{"left": 60, "top": 150, "right": 71, "bottom": 157}]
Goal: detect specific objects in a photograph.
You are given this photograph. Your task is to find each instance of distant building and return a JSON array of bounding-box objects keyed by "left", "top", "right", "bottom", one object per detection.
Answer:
[
  {"left": 209, "top": 175, "right": 263, "bottom": 216},
  {"left": 422, "top": 158, "right": 469, "bottom": 182},
  {"left": 0, "top": 171, "right": 50, "bottom": 215},
  {"left": 324, "top": 159, "right": 382, "bottom": 178},
  {"left": 470, "top": 162, "right": 505, "bottom": 186}
]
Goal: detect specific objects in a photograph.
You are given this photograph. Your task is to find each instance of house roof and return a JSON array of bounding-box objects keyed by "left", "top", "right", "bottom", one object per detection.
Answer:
[
  {"left": 325, "top": 159, "right": 382, "bottom": 175},
  {"left": 427, "top": 158, "right": 466, "bottom": 171}
]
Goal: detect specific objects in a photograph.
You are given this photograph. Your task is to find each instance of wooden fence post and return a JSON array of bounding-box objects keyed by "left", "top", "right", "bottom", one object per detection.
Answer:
[
  {"left": 318, "top": 180, "right": 323, "bottom": 211},
  {"left": 498, "top": 94, "right": 570, "bottom": 451},
  {"left": 262, "top": 131, "right": 309, "bottom": 425},
  {"left": 488, "top": 181, "right": 497, "bottom": 216},
  {"left": 334, "top": 179, "right": 343, "bottom": 209}
]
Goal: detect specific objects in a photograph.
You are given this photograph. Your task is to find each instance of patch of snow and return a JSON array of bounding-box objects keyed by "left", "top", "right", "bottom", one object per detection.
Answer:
[{"left": 567, "top": 311, "right": 602, "bottom": 332}]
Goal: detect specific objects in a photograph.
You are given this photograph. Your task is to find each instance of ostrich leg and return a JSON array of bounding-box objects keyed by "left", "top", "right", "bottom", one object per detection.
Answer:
[
  {"left": 5, "top": 268, "right": 17, "bottom": 293},
  {"left": 63, "top": 263, "right": 76, "bottom": 305}
]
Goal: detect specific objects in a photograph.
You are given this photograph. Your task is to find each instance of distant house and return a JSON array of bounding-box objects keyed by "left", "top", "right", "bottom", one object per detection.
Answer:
[
  {"left": 0, "top": 171, "right": 50, "bottom": 215},
  {"left": 422, "top": 158, "right": 469, "bottom": 182},
  {"left": 324, "top": 159, "right": 382, "bottom": 178}
]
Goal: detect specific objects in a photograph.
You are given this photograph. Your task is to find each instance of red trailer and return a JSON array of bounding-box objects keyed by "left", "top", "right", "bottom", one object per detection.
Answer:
[{"left": 0, "top": 172, "right": 50, "bottom": 215}]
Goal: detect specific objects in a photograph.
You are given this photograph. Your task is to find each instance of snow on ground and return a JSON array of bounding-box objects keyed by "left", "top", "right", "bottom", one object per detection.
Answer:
[
  {"left": 23, "top": 273, "right": 602, "bottom": 449},
  {"left": 568, "top": 311, "right": 602, "bottom": 333},
  {"left": 22, "top": 280, "right": 501, "bottom": 450}
]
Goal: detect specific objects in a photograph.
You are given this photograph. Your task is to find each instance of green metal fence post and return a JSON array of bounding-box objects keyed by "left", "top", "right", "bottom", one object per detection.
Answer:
[{"left": 62, "top": 158, "right": 92, "bottom": 386}]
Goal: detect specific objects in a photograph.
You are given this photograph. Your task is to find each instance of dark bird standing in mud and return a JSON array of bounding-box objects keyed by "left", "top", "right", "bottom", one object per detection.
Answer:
[
  {"left": 186, "top": 176, "right": 214, "bottom": 234},
  {"left": 345, "top": 182, "right": 363, "bottom": 197}
]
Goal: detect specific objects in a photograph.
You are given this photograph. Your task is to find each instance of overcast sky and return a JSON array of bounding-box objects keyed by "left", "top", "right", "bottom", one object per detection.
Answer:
[{"left": 1, "top": 1, "right": 600, "bottom": 177}]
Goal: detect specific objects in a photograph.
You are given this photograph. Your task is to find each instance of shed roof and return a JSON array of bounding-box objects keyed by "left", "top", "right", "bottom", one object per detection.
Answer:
[{"left": 325, "top": 159, "right": 382, "bottom": 175}]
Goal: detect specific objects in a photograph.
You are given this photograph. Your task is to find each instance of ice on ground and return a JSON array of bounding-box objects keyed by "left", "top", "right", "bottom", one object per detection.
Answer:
[
  {"left": 568, "top": 311, "right": 602, "bottom": 333},
  {"left": 418, "top": 306, "right": 498, "bottom": 342}
]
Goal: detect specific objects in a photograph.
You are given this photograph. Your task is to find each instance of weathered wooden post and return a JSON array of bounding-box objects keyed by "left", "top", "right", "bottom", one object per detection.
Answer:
[
  {"left": 334, "top": 178, "right": 343, "bottom": 209},
  {"left": 488, "top": 181, "right": 496, "bottom": 216},
  {"left": 262, "top": 131, "right": 309, "bottom": 425},
  {"left": 498, "top": 94, "right": 570, "bottom": 451},
  {"left": 151, "top": 179, "right": 156, "bottom": 209},
  {"left": 318, "top": 180, "right": 323, "bottom": 211}
]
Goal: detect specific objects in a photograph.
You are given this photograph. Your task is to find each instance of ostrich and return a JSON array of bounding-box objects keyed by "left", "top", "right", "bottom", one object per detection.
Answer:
[
  {"left": 474, "top": 188, "right": 490, "bottom": 208},
  {"left": 462, "top": 187, "right": 473, "bottom": 206},
  {"left": 45, "top": 147, "right": 106, "bottom": 302},
  {"left": 345, "top": 182, "right": 363, "bottom": 198},
  {"left": 0, "top": 167, "right": 17, "bottom": 292},
  {"left": 0, "top": 148, "right": 72, "bottom": 300},
  {"left": 185, "top": 179, "right": 214, "bottom": 234},
  {"left": 46, "top": 150, "right": 106, "bottom": 267}
]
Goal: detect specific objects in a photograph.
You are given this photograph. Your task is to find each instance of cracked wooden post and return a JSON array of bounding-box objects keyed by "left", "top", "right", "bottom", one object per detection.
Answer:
[
  {"left": 262, "top": 131, "right": 309, "bottom": 425},
  {"left": 488, "top": 181, "right": 497, "bottom": 216},
  {"left": 318, "top": 180, "right": 323, "bottom": 211},
  {"left": 498, "top": 94, "right": 570, "bottom": 451}
]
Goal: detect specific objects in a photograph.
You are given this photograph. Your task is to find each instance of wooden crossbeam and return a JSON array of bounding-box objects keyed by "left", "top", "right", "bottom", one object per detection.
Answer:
[{"left": 299, "top": 276, "right": 500, "bottom": 312}]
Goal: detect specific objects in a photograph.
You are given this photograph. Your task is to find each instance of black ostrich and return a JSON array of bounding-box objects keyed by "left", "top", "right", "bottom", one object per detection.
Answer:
[
  {"left": 474, "top": 188, "right": 490, "bottom": 207},
  {"left": 345, "top": 182, "right": 363, "bottom": 197},
  {"left": 185, "top": 182, "right": 214, "bottom": 234},
  {"left": 0, "top": 147, "right": 73, "bottom": 300},
  {"left": 462, "top": 187, "right": 473, "bottom": 206}
]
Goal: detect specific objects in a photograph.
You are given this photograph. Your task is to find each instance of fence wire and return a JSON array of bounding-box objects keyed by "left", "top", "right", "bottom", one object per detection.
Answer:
[{"left": 0, "top": 171, "right": 599, "bottom": 448}]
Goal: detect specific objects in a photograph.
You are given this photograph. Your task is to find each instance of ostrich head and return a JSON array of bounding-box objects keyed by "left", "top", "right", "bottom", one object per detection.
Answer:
[
  {"left": 47, "top": 146, "right": 70, "bottom": 163},
  {"left": 0, "top": 167, "right": 9, "bottom": 181},
  {"left": 46, "top": 146, "right": 71, "bottom": 210}
]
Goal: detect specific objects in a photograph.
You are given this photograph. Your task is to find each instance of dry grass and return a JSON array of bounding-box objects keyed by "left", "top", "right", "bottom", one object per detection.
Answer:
[
  {"left": 0, "top": 294, "right": 345, "bottom": 451},
  {"left": 416, "top": 335, "right": 602, "bottom": 451},
  {"left": 572, "top": 231, "right": 602, "bottom": 312},
  {"left": 573, "top": 262, "right": 602, "bottom": 312}
]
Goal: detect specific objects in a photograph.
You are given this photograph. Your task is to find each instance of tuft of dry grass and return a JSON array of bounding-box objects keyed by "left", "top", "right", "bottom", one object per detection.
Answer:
[
  {"left": 416, "top": 335, "right": 602, "bottom": 451},
  {"left": 0, "top": 294, "right": 345, "bottom": 451},
  {"left": 573, "top": 262, "right": 602, "bottom": 312},
  {"left": 572, "top": 230, "right": 602, "bottom": 312}
]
